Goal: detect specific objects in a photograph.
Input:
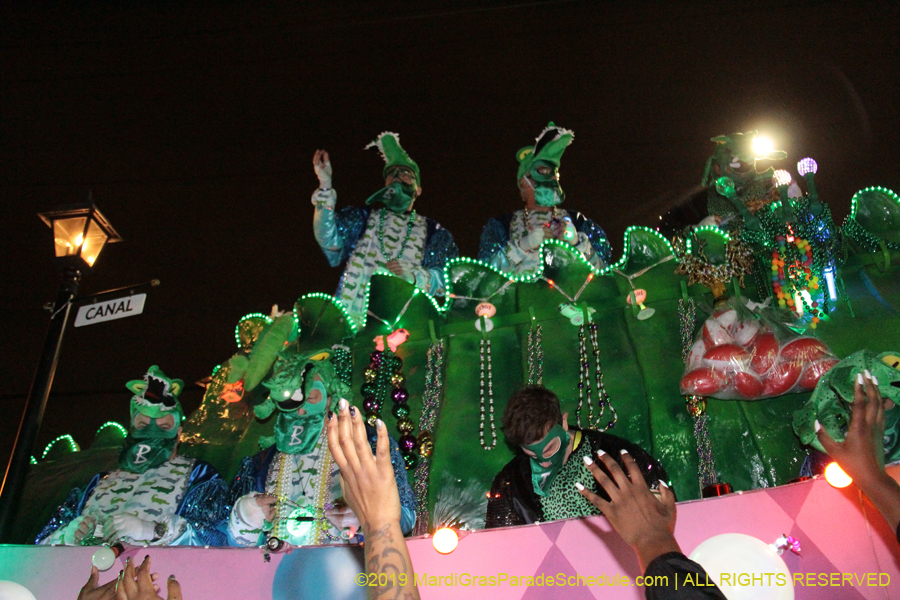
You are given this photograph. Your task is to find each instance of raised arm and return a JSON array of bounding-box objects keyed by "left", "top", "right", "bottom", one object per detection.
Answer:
[
  {"left": 326, "top": 399, "right": 420, "bottom": 600},
  {"left": 817, "top": 371, "right": 900, "bottom": 536}
]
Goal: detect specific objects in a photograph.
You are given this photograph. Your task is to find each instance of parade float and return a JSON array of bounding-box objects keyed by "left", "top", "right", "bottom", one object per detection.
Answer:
[{"left": 4, "top": 135, "right": 900, "bottom": 600}]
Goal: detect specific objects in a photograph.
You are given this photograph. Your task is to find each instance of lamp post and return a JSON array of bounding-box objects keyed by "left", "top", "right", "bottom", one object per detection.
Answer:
[{"left": 0, "top": 197, "right": 121, "bottom": 542}]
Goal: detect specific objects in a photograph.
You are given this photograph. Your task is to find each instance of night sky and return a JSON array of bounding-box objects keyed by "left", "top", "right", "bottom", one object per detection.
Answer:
[{"left": 2, "top": 1, "right": 898, "bottom": 471}]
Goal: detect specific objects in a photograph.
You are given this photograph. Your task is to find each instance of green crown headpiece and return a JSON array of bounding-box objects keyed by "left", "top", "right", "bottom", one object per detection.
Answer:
[
  {"left": 516, "top": 122, "right": 574, "bottom": 181},
  {"left": 255, "top": 348, "right": 350, "bottom": 419},
  {"left": 366, "top": 131, "right": 420, "bottom": 184},
  {"left": 126, "top": 365, "right": 185, "bottom": 420}
]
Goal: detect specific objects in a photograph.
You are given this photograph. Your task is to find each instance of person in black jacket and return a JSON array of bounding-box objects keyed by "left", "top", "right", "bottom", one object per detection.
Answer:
[{"left": 485, "top": 385, "right": 667, "bottom": 528}]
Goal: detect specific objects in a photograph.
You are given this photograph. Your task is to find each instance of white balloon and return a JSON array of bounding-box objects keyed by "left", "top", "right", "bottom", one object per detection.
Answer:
[
  {"left": 92, "top": 545, "right": 117, "bottom": 571},
  {"left": 0, "top": 581, "right": 37, "bottom": 600},
  {"left": 689, "top": 533, "right": 793, "bottom": 600}
]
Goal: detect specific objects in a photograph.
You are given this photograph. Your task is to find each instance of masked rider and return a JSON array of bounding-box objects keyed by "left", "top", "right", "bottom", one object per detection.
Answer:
[
  {"left": 225, "top": 349, "right": 416, "bottom": 549},
  {"left": 478, "top": 123, "right": 613, "bottom": 275},
  {"left": 485, "top": 386, "right": 667, "bottom": 528},
  {"left": 311, "top": 133, "right": 458, "bottom": 327},
  {"left": 36, "top": 366, "right": 227, "bottom": 546}
]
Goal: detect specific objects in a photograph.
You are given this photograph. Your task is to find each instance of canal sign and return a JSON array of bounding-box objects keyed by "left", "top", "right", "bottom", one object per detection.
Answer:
[{"left": 74, "top": 294, "right": 146, "bottom": 327}]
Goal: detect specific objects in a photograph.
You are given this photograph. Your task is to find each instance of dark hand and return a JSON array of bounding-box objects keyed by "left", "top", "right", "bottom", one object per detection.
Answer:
[{"left": 578, "top": 449, "right": 680, "bottom": 570}]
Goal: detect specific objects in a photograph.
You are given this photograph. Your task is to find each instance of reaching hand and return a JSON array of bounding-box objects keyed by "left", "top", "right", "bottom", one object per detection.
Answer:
[
  {"left": 578, "top": 449, "right": 680, "bottom": 570},
  {"left": 313, "top": 149, "right": 333, "bottom": 189},
  {"left": 325, "top": 399, "right": 400, "bottom": 535},
  {"left": 817, "top": 370, "right": 887, "bottom": 484},
  {"left": 118, "top": 556, "right": 183, "bottom": 600},
  {"left": 77, "top": 556, "right": 183, "bottom": 600},
  {"left": 77, "top": 566, "right": 118, "bottom": 600}
]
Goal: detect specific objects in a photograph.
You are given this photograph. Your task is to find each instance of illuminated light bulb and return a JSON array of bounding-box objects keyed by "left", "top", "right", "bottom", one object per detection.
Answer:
[
  {"left": 87, "top": 255, "right": 96, "bottom": 266},
  {"left": 824, "top": 266, "right": 838, "bottom": 301},
  {"left": 773, "top": 170, "right": 792, "bottom": 187},
  {"left": 797, "top": 157, "right": 818, "bottom": 176},
  {"left": 433, "top": 527, "right": 459, "bottom": 554},
  {"left": 752, "top": 135, "right": 775, "bottom": 157},
  {"left": 75, "top": 233, "right": 84, "bottom": 246},
  {"left": 824, "top": 462, "right": 852, "bottom": 488}
]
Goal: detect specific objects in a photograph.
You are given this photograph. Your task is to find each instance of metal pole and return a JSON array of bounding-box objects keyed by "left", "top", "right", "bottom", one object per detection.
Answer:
[{"left": 0, "top": 265, "right": 81, "bottom": 542}]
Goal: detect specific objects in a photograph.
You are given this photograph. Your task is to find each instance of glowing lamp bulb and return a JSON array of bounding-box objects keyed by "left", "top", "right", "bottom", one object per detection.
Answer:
[
  {"left": 797, "top": 157, "right": 818, "bottom": 176},
  {"left": 773, "top": 169, "right": 792, "bottom": 187},
  {"left": 752, "top": 135, "right": 774, "bottom": 157},
  {"left": 824, "top": 462, "right": 852, "bottom": 488},
  {"left": 433, "top": 527, "right": 459, "bottom": 554}
]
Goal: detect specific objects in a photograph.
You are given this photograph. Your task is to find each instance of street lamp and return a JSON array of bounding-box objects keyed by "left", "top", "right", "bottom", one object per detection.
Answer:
[{"left": 0, "top": 196, "right": 121, "bottom": 542}]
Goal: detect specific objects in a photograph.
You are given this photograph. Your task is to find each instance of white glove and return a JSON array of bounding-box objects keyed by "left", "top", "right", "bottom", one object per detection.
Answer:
[
  {"left": 105, "top": 514, "right": 156, "bottom": 542},
  {"left": 311, "top": 188, "right": 337, "bottom": 208},
  {"left": 60, "top": 515, "right": 96, "bottom": 545},
  {"left": 521, "top": 228, "right": 545, "bottom": 251},
  {"left": 235, "top": 495, "right": 267, "bottom": 529}
]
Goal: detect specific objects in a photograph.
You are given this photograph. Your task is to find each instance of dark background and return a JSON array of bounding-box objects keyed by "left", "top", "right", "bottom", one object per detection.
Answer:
[{"left": 2, "top": 1, "right": 898, "bottom": 472}]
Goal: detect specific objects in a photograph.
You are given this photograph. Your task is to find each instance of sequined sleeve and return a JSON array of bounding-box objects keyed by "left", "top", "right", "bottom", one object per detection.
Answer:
[
  {"left": 176, "top": 461, "right": 230, "bottom": 546},
  {"left": 334, "top": 206, "right": 369, "bottom": 265},
  {"left": 367, "top": 434, "right": 417, "bottom": 535},
  {"left": 478, "top": 217, "right": 510, "bottom": 264},
  {"left": 34, "top": 473, "right": 102, "bottom": 545},
  {"left": 578, "top": 217, "right": 613, "bottom": 265},
  {"left": 421, "top": 225, "right": 458, "bottom": 296}
]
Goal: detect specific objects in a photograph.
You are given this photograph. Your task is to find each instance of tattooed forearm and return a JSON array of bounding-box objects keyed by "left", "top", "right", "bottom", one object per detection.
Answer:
[{"left": 363, "top": 522, "right": 420, "bottom": 600}]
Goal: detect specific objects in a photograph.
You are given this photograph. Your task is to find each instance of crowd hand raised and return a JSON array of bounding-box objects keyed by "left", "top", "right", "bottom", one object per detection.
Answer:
[
  {"left": 118, "top": 556, "right": 183, "bottom": 600},
  {"left": 325, "top": 399, "right": 401, "bottom": 535},
  {"left": 577, "top": 449, "right": 680, "bottom": 571},
  {"left": 105, "top": 515, "right": 156, "bottom": 543},
  {"left": 313, "top": 149, "right": 333, "bottom": 189},
  {"left": 77, "top": 566, "right": 119, "bottom": 600},
  {"left": 817, "top": 370, "right": 891, "bottom": 485}
]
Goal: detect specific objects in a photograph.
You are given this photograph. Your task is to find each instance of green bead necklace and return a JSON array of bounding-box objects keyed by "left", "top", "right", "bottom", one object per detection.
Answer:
[{"left": 379, "top": 208, "right": 417, "bottom": 261}]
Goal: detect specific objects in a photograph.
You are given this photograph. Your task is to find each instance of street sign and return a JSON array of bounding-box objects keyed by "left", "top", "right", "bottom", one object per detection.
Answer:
[{"left": 74, "top": 293, "right": 146, "bottom": 327}]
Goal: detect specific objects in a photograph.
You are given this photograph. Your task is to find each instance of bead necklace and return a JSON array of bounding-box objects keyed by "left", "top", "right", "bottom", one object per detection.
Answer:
[
  {"left": 411, "top": 339, "right": 444, "bottom": 535},
  {"left": 678, "top": 298, "right": 696, "bottom": 363},
  {"left": 378, "top": 208, "right": 417, "bottom": 261},
  {"left": 479, "top": 338, "right": 496, "bottom": 450},
  {"left": 526, "top": 323, "right": 543, "bottom": 385},
  {"left": 575, "top": 321, "right": 616, "bottom": 430}
]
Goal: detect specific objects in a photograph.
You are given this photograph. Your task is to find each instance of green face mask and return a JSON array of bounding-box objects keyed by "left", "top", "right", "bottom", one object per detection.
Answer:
[
  {"left": 119, "top": 436, "right": 177, "bottom": 474},
  {"left": 523, "top": 423, "right": 569, "bottom": 496},
  {"left": 274, "top": 410, "right": 325, "bottom": 455},
  {"left": 365, "top": 181, "right": 416, "bottom": 212}
]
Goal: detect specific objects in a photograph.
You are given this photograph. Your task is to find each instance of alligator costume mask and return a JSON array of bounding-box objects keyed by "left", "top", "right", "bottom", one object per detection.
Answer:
[{"left": 121, "top": 366, "right": 185, "bottom": 474}]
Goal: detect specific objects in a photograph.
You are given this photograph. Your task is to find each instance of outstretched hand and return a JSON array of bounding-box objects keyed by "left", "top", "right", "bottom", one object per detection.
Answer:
[
  {"left": 77, "top": 556, "right": 182, "bottom": 600},
  {"left": 817, "top": 370, "right": 888, "bottom": 485},
  {"left": 313, "top": 149, "right": 333, "bottom": 188},
  {"left": 325, "top": 399, "right": 400, "bottom": 535},
  {"left": 577, "top": 449, "right": 680, "bottom": 570}
]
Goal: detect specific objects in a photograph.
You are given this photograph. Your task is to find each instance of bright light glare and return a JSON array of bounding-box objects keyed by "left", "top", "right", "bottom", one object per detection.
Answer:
[
  {"left": 752, "top": 135, "right": 775, "bottom": 157},
  {"left": 797, "top": 157, "right": 818, "bottom": 176},
  {"left": 75, "top": 234, "right": 84, "bottom": 246},
  {"left": 773, "top": 169, "right": 792, "bottom": 187},
  {"left": 825, "top": 462, "right": 852, "bottom": 488},
  {"left": 87, "top": 255, "right": 96, "bottom": 266},
  {"left": 433, "top": 527, "right": 459, "bottom": 554},
  {"left": 824, "top": 266, "right": 838, "bottom": 301}
]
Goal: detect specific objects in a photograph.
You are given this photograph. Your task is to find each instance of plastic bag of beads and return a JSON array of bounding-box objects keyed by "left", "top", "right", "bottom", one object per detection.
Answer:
[{"left": 680, "top": 296, "right": 838, "bottom": 400}]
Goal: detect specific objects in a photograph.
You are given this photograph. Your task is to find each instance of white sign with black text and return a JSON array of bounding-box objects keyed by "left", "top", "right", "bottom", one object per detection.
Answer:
[{"left": 74, "top": 294, "right": 146, "bottom": 327}]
